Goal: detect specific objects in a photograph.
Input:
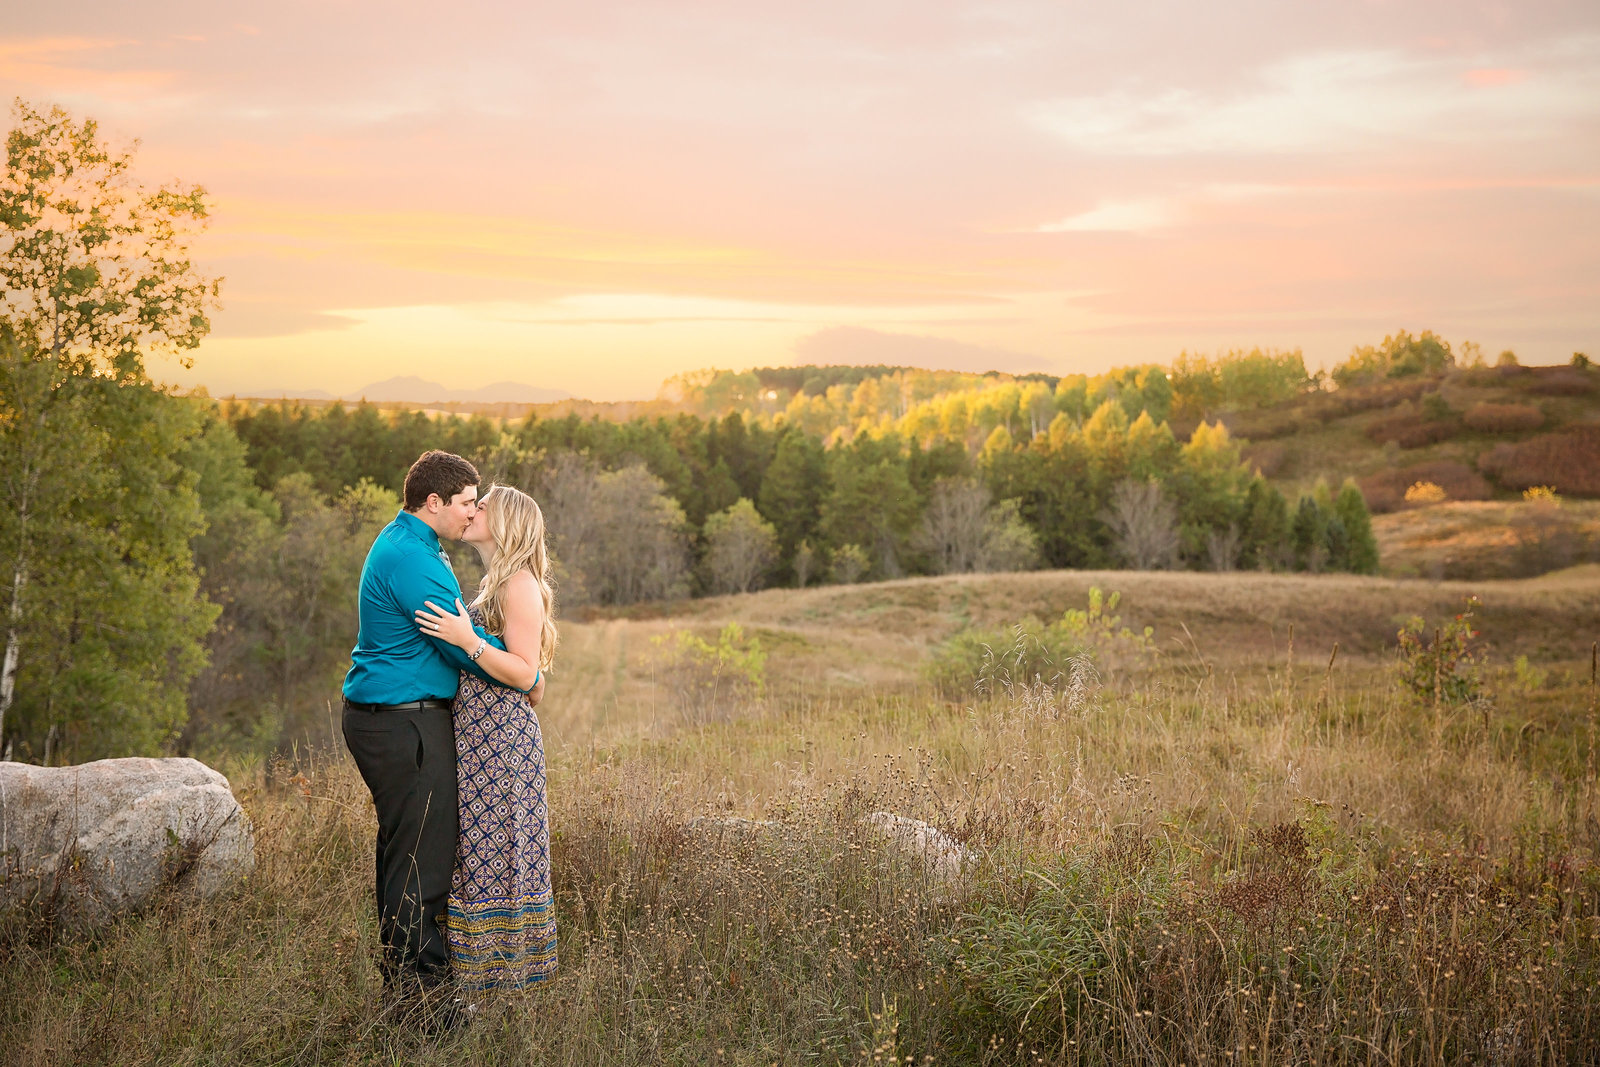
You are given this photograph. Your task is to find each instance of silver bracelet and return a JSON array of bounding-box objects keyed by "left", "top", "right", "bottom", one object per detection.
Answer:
[{"left": 469, "top": 638, "right": 487, "bottom": 661}]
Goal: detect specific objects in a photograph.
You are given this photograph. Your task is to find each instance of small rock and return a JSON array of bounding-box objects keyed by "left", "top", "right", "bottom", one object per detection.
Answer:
[
  {"left": 861, "top": 812, "right": 976, "bottom": 884},
  {"left": 0, "top": 757, "right": 255, "bottom": 930}
]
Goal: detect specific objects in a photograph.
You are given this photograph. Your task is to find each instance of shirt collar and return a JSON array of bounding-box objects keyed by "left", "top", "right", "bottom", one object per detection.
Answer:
[{"left": 394, "top": 508, "right": 443, "bottom": 553}]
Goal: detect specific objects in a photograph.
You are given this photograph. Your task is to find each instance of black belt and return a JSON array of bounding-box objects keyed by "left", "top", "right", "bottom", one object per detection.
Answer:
[{"left": 342, "top": 698, "right": 453, "bottom": 712}]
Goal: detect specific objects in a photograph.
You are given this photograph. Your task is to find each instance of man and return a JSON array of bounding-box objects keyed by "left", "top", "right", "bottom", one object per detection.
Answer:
[{"left": 341, "top": 450, "right": 536, "bottom": 1029}]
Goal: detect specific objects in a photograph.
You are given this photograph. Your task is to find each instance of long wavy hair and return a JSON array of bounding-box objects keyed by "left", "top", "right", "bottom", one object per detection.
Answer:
[{"left": 472, "top": 485, "right": 557, "bottom": 671}]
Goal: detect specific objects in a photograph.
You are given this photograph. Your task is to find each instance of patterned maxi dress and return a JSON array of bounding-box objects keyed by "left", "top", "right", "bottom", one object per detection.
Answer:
[{"left": 446, "top": 616, "right": 556, "bottom": 988}]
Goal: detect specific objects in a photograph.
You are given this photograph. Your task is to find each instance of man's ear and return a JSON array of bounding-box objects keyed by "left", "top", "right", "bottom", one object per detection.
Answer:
[{"left": 425, "top": 492, "right": 443, "bottom": 513}]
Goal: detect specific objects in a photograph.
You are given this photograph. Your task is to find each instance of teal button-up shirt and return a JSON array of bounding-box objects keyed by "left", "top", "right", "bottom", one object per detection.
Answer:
[{"left": 342, "top": 509, "right": 507, "bottom": 704}]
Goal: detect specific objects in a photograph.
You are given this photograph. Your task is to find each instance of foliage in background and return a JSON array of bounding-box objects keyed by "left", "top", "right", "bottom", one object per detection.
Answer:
[
  {"left": 225, "top": 353, "right": 1385, "bottom": 594},
  {"left": 1331, "top": 329, "right": 1457, "bottom": 387},
  {"left": 1396, "top": 596, "right": 1486, "bottom": 706}
]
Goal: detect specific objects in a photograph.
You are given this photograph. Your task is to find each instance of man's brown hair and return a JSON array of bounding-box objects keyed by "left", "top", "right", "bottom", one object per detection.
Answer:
[{"left": 403, "top": 450, "right": 480, "bottom": 511}]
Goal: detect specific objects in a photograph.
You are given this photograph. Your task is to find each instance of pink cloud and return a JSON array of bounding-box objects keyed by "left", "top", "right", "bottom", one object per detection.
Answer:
[{"left": 1464, "top": 67, "right": 1527, "bottom": 87}]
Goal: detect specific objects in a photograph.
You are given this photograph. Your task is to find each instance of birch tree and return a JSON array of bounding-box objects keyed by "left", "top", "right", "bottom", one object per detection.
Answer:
[{"left": 1102, "top": 479, "right": 1181, "bottom": 570}]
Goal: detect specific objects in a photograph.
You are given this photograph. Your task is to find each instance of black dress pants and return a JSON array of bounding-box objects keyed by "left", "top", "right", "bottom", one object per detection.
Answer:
[{"left": 342, "top": 703, "right": 458, "bottom": 991}]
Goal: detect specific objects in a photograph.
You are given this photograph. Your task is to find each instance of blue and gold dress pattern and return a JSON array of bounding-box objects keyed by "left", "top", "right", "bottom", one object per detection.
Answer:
[{"left": 446, "top": 620, "right": 556, "bottom": 988}]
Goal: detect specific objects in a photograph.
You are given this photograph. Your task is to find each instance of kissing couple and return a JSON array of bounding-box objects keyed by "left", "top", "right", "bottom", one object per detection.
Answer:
[{"left": 340, "top": 449, "right": 559, "bottom": 1031}]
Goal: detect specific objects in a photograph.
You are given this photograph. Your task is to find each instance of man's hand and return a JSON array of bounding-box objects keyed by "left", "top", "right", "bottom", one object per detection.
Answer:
[{"left": 528, "top": 673, "right": 547, "bottom": 706}]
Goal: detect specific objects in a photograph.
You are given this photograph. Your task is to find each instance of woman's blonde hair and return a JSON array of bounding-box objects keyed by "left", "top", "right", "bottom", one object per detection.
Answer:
[{"left": 473, "top": 484, "right": 557, "bottom": 671}]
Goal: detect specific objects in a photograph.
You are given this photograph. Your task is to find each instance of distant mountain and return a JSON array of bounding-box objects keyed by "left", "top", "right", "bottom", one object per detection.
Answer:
[{"left": 345, "top": 376, "right": 573, "bottom": 404}]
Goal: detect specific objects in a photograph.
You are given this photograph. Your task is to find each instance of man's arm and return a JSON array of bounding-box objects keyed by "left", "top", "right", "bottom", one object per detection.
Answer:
[{"left": 390, "top": 550, "right": 506, "bottom": 681}]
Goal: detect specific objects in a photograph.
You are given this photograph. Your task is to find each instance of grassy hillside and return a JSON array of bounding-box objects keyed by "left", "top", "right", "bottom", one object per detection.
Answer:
[
  {"left": 1229, "top": 364, "right": 1599, "bottom": 504},
  {"left": 8, "top": 569, "right": 1597, "bottom": 1064},
  {"left": 1219, "top": 362, "right": 1600, "bottom": 581},
  {"left": 1373, "top": 501, "right": 1600, "bottom": 580}
]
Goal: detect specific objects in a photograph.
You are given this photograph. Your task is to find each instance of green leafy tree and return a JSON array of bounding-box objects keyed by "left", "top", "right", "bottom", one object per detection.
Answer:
[
  {"left": 0, "top": 354, "right": 218, "bottom": 759},
  {"left": 179, "top": 404, "right": 283, "bottom": 753},
  {"left": 262, "top": 475, "right": 399, "bottom": 742},
  {"left": 830, "top": 544, "right": 871, "bottom": 584},
  {"left": 1168, "top": 421, "right": 1250, "bottom": 565},
  {"left": 1169, "top": 348, "right": 1312, "bottom": 420},
  {"left": 986, "top": 433, "right": 1103, "bottom": 569},
  {"left": 588, "top": 465, "right": 692, "bottom": 604},
  {"left": 1, "top": 100, "right": 219, "bottom": 374},
  {"left": 703, "top": 498, "right": 779, "bottom": 595},
  {"left": 1331, "top": 330, "right": 1454, "bottom": 387},
  {"left": 0, "top": 100, "right": 221, "bottom": 757}
]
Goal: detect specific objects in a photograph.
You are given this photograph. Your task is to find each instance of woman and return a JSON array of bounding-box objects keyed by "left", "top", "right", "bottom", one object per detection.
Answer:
[{"left": 414, "top": 484, "right": 558, "bottom": 989}]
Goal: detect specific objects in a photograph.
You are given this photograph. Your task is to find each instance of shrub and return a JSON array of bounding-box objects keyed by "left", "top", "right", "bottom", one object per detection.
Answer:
[
  {"left": 1395, "top": 596, "right": 1485, "bottom": 706},
  {"left": 1525, "top": 368, "right": 1596, "bottom": 396},
  {"left": 1463, "top": 401, "right": 1544, "bottom": 433},
  {"left": 1366, "top": 415, "right": 1458, "bottom": 449},
  {"left": 942, "top": 858, "right": 1120, "bottom": 1040},
  {"left": 928, "top": 587, "right": 1153, "bottom": 698},
  {"left": 1479, "top": 425, "right": 1600, "bottom": 496},
  {"left": 939, "top": 813, "right": 1600, "bottom": 1063},
  {"left": 1420, "top": 391, "right": 1453, "bottom": 420},
  {"left": 831, "top": 543, "right": 871, "bottom": 584},
  {"left": 1404, "top": 481, "right": 1447, "bottom": 504},
  {"left": 652, "top": 622, "right": 766, "bottom": 724},
  {"left": 1357, "top": 460, "right": 1492, "bottom": 513},
  {"left": 1511, "top": 488, "right": 1582, "bottom": 575},
  {"left": 1523, "top": 485, "right": 1561, "bottom": 505},
  {"left": 1309, "top": 378, "right": 1427, "bottom": 421},
  {"left": 1225, "top": 412, "right": 1300, "bottom": 441}
]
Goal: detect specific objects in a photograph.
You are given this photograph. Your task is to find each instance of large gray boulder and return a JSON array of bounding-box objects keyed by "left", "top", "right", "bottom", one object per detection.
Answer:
[{"left": 0, "top": 757, "right": 255, "bottom": 929}]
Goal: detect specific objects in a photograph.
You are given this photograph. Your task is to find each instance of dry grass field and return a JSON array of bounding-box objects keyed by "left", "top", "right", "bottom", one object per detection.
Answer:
[{"left": 4, "top": 568, "right": 1600, "bottom": 1065}]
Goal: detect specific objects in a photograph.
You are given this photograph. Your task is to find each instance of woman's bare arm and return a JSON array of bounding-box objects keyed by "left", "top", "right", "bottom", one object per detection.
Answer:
[
  {"left": 496, "top": 570, "right": 546, "bottom": 696},
  {"left": 416, "top": 572, "right": 544, "bottom": 694}
]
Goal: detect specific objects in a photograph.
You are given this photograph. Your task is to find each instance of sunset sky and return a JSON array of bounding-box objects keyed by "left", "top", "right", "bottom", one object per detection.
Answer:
[{"left": 5, "top": 1, "right": 1598, "bottom": 401}]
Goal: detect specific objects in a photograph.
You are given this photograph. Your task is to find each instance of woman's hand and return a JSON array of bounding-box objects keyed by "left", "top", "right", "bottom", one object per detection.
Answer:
[{"left": 415, "top": 598, "right": 478, "bottom": 651}]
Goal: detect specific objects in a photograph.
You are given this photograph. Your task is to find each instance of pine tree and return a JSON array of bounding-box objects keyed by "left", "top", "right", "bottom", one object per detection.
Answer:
[
  {"left": 1238, "top": 477, "right": 1292, "bottom": 571},
  {"left": 1334, "top": 480, "right": 1380, "bottom": 574},
  {"left": 1292, "top": 496, "right": 1329, "bottom": 572},
  {"left": 757, "top": 430, "right": 827, "bottom": 576},
  {"left": 819, "top": 440, "right": 919, "bottom": 579}
]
